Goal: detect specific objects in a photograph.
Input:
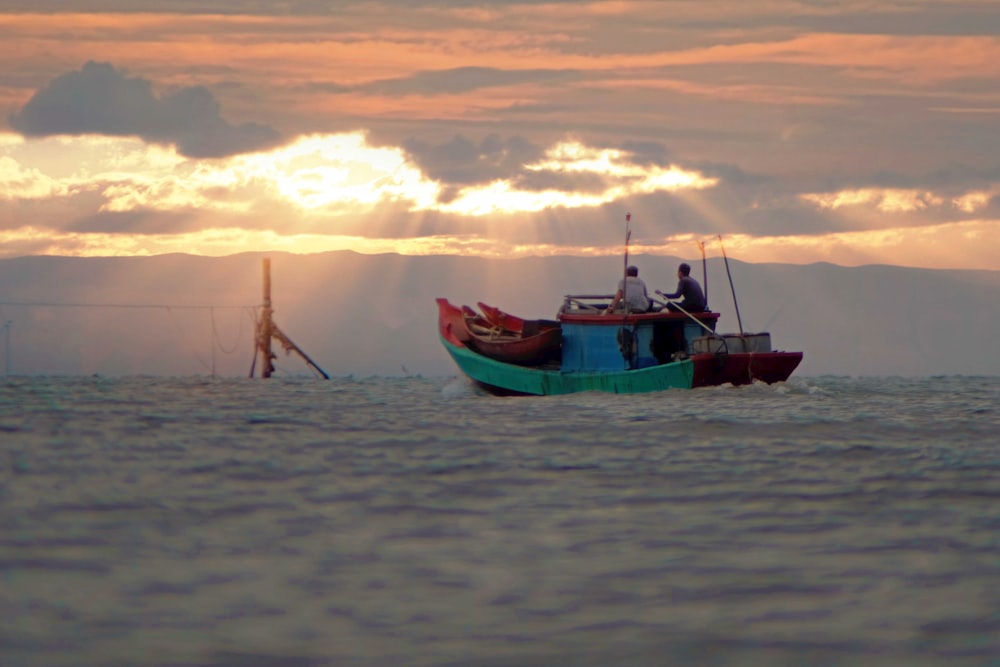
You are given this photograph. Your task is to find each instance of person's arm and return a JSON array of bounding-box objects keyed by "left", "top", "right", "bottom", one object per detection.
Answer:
[
  {"left": 658, "top": 280, "right": 683, "bottom": 300},
  {"left": 604, "top": 288, "right": 624, "bottom": 314}
]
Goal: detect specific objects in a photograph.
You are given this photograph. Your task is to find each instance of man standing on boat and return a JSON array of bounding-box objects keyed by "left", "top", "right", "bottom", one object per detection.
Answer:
[
  {"left": 604, "top": 265, "right": 650, "bottom": 314},
  {"left": 657, "top": 263, "right": 707, "bottom": 312}
]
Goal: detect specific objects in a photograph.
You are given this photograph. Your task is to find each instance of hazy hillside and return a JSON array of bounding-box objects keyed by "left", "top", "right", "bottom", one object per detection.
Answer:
[{"left": 1, "top": 252, "right": 997, "bottom": 377}]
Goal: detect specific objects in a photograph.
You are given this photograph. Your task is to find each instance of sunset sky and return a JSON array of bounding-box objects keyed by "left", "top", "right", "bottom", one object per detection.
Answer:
[{"left": 1, "top": 1, "right": 998, "bottom": 270}]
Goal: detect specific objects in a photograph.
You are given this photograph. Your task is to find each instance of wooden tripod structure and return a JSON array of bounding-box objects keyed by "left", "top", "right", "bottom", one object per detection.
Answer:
[{"left": 250, "top": 258, "right": 329, "bottom": 379}]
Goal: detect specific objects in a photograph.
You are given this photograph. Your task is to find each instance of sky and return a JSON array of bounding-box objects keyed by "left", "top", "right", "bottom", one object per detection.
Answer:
[{"left": 1, "top": 1, "right": 999, "bottom": 270}]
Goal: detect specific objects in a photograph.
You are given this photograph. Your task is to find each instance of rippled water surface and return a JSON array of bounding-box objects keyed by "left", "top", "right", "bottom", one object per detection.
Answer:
[{"left": 1, "top": 375, "right": 999, "bottom": 666}]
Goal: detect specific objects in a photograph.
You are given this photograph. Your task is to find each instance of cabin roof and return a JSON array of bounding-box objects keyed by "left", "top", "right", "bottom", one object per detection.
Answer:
[{"left": 559, "top": 310, "right": 719, "bottom": 324}]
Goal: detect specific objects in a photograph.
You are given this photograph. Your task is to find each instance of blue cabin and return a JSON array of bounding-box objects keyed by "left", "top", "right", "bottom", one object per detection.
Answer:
[{"left": 558, "top": 296, "right": 718, "bottom": 372}]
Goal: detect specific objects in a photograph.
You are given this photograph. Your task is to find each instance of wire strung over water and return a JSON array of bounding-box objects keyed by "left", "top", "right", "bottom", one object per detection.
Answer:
[{"left": 0, "top": 300, "right": 259, "bottom": 376}]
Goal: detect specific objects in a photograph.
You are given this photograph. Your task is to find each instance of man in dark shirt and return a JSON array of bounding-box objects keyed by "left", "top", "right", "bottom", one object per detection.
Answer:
[{"left": 656, "top": 262, "right": 706, "bottom": 312}]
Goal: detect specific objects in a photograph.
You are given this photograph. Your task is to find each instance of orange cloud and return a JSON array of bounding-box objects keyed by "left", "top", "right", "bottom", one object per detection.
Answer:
[
  {"left": 803, "top": 187, "right": 998, "bottom": 215},
  {"left": 0, "top": 131, "right": 717, "bottom": 221},
  {"left": 3, "top": 12, "right": 997, "bottom": 88},
  {"left": 2, "top": 219, "right": 996, "bottom": 271},
  {"left": 2, "top": 5, "right": 997, "bottom": 273},
  {"left": 589, "top": 77, "right": 842, "bottom": 106}
]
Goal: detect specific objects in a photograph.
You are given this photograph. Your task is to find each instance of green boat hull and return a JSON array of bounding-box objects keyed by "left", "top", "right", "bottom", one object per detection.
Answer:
[{"left": 441, "top": 336, "right": 695, "bottom": 395}]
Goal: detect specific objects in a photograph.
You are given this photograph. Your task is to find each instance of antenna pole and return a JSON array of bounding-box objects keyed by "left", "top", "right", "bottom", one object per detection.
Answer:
[
  {"left": 623, "top": 211, "right": 631, "bottom": 294},
  {"left": 618, "top": 212, "right": 636, "bottom": 367},
  {"left": 718, "top": 235, "right": 743, "bottom": 334},
  {"left": 615, "top": 211, "right": 632, "bottom": 313},
  {"left": 698, "top": 240, "right": 708, "bottom": 308}
]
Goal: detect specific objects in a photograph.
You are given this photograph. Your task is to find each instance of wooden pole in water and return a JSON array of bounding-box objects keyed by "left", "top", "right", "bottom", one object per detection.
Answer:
[
  {"left": 260, "top": 258, "right": 274, "bottom": 378},
  {"left": 250, "top": 256, "right": 329, "bottom": 380}
]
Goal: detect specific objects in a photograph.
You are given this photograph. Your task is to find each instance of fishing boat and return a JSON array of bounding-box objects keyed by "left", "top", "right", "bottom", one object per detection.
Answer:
[
  {"left": 438, "top": 295, "right": 801, "bottom": 395},
  {"left": 436, "top": 216, "right": 802, "bottom": 396}
]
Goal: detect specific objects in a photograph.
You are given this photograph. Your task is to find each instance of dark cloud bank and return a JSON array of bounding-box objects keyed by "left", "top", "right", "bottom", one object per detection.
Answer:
[{"left": 8, "top": 61, "right": 282, "bottom": 158}]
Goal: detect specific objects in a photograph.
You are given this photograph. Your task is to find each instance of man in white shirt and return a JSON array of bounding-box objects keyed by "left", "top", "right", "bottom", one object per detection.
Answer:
[{"left": 603, "top": 265, "right": 650, "bottom": 314}]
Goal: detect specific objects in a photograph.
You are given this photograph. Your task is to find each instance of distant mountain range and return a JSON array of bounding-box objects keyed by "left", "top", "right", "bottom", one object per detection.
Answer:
[{"left": 1, "top": 251, "right": 997, "bottom": 377}]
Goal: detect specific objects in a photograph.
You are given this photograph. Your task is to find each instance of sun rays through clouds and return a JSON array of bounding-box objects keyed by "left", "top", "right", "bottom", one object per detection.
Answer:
[
  {"left": 0, "top": 131, "right": 724, "bottom": 257},
  {"left": 1, "top": 2, "right": 999, "bottom": 270}
]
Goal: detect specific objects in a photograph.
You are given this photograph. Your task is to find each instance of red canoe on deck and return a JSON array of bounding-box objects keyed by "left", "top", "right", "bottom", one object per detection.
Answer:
[
  {"left": 437, "top": 299, "right": 562, "bottom": 367},
  {"left": 477, "top": 301, "right": 563, "bottom": 339}
]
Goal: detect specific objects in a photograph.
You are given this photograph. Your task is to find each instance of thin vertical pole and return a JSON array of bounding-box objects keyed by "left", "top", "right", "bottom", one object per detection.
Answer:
[
  {"left": 261, "top": 258, "right": 274, "bottom": 378},
  {"left": 209, "top": 307, "right": 216, "bottom": 378},
  {"left": 249, "top": 256, "right": 328, "bottom": 379},
  {"left": 623, "top": 212, "right": 631, "bottom": 285},
  {"left": 718, "top": 235, "right": 744, "bottom": 334},
  {"left": 698, "top": 240, "right": 708, "bottom": 308},
  {"left": 3, "top": 320, "right": 10, "bottom": 376},
  {"left": 622, "top": 212, "right": 631, "bottom": 310}
]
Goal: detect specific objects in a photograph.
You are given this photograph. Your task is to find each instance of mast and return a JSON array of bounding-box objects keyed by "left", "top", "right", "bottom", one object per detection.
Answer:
[
  {"left": 619, "top": 212, "right": 635, "bottom": 368},
  {"left": 623, "top": 211, "right": 631, "bottom": 306},
  {"left": 718, "top": 235, "right": 744, "bottom": 335},
  {"left": 698, "top": 239, "right": 708, "bottom": 308}
]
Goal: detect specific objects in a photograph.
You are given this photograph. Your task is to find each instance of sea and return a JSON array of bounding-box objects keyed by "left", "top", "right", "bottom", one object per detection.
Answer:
[{"left": 0, "top": 374, "right": 998, "bottom": 667}]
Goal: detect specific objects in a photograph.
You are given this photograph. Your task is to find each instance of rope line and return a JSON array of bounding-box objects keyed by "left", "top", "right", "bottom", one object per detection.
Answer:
[
  {"left": 164, "top": 306, "right": 214, "bottom": 375},
  {"left": 0, "top": 301, "right": 322, "bottom": 377},
  {"left": 0, "top": 300, "right": 251, "bottom": 310},
  {"left": 210, "top": 306, "right": 251, "bottom": 355}
]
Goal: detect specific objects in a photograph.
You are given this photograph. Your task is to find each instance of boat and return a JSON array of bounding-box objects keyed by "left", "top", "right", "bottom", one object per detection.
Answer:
[
  {"left": 437, "top": 299, "right": 563, "bottom": 367},
  {"left": 437, "top": 289, "right": 802, "bottom": 396},
  {"left": 437, "top": 214, "right": 802, "bottom": 396},
  {"left": 477, "top": 301, "right": 562, "bottom": 341}
]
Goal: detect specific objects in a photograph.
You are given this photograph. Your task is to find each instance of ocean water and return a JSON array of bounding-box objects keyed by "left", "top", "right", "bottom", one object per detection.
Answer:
[{"left": 1, "top": 374, "right": 998, "bottom": 667}]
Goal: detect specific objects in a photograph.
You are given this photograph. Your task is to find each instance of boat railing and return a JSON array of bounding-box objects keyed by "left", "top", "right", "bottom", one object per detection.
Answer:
[
  {"left": 560, "top": 295, "right": 615, "bottom": 313},
  {"left": 560, "top": 294, "right": 680, "bottom": 315},
  {"left": 560, "top": 294, "right": 724, "bottom": 334}
]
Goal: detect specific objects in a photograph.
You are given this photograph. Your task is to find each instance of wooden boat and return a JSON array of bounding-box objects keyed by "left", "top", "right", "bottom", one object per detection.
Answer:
[
  {"left": 476, "top": 301, "right": 526, "bottom": 333},
  {"left": 437, "top": 299, "right": 562, "bottom": 367},
  {"left": 477, "top": 301, "right": 562, "bottom": 339},
  {"left": 437, "top": 294, "right": 802, "bottom": 396}
]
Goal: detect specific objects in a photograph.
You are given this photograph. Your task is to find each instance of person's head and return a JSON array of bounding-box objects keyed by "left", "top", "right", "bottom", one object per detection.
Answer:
[
  {"left": 626, "top": 265, "right": 639, "bottom": 277},
  {"left": 678, "top": 263, "right": 691, "bottom": 277}
]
